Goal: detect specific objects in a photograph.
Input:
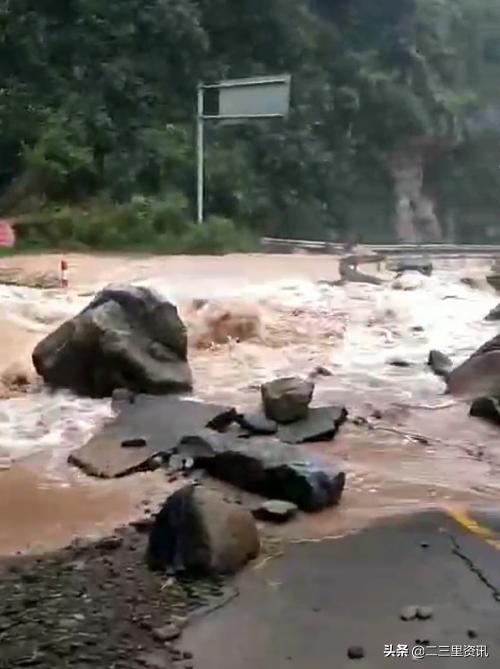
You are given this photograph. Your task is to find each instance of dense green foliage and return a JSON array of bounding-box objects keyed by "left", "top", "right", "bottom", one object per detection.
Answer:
[{"left": 1, "top": 0, "right": 500, "bottom": 249}]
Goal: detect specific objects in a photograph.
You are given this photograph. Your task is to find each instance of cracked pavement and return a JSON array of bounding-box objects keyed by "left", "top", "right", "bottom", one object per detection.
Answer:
[{"left": 183, "top": 510, "right": 500, "bottom": 668}]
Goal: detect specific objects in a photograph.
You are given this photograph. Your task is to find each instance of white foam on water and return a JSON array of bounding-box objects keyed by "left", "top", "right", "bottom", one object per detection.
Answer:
[{"left": 0, "top": 258, "right": 497, "bottom": 464}]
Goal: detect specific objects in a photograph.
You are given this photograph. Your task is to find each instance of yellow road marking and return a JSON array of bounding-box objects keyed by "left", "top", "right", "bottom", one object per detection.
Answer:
[{"left": 446, "top": 506, "right": 500, "bottom": 551}]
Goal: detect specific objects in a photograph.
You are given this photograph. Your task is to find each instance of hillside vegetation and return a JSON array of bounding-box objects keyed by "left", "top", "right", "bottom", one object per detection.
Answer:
[{"left": 1, "top": 0, "right": 500, "bottom": 249}]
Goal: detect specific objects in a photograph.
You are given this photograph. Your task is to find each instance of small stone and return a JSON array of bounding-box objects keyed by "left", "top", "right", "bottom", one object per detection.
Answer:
[
  {"left": 183, "top": 651, "right": 193, "bottom": 660},
  {"left": 121, "top": 437, "right": 147, "bottom": 448},
  {"left": 309, "top": 365, "right": 333, "bottom": 378},
  {"left": 420, "top": 542, "right": 429, "bottom": 549},
  {"left": 388, "top": 357, "right": 411, "bottom": 368},
  {"left": 152, "top": 623, "right": 181, "bottom": 642},
  {"left": 400, "top": 605, "right": 418, "bottom": 621},
  {"left": 170, "top": 615, "right": 189, "bottom": 630},
  {"left": 416, "top": 606, "right": 433, "bottom": 620},
  {"left": 467, "top": 629, "right": 478, "bottom": 639},
  {"left": 347, "top": 646, "right": 365, "bottom": 660},
  {"left": 253, "top": 500, "right": 298, "bottom": 524},
  {"left": 112, "top": 388, "right": 136, "bottom": 404}
]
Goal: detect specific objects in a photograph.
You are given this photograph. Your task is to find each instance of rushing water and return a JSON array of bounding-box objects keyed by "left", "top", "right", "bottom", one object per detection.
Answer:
[{"left": 0, "top": 253, "right": 499, "bottom": 553}]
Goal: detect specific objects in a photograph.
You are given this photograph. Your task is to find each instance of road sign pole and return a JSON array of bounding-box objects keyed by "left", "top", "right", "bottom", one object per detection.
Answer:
[
  {"left": 196, "top": 84, "right": 204, "bottom": 224},
  {"left": 196, "top": 74, "right": 290, "bottom": 225}
]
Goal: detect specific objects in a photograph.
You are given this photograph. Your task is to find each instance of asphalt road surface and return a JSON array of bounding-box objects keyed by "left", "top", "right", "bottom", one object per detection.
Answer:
[{"left": 184, "top": 509, "right": 500, "bottom": 668}]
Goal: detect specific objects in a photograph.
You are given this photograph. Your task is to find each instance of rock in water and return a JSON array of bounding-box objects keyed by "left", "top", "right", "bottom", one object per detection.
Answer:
[
  {"left": 277, "top": 406, "right": 347, "bottom": 444},
  {"left": 469, "top": 397, "right": 500, "bottom": 425},
  {"left": 484, "top": 303, "right": 500, "bottom": 321},
  {"left": 147, "top": 486, "right": 259, "bottom": 574},
  {"left": 427, "top": 350, "right": 452, "bottom": 379},
  {"left": 261, "top": 377, "right": 314, "bottom": 423},
  {"left": 253, "top": 500, "right": 298, "bottom": 523},
  {"left": 387, "top": 257, "right": 433, "bottom": 277},
  {"left": 176, "top": 431, "right": 346, "bottom": 511},
  {"left": 447, "top": 333, "right": 500, "bottom": 396},
  {"left": 32, "top": 284, "right": 192, "bottom": 397},
  {"left": 388, "top": 357, "right": 412, "bottom": 368},
  {"left": 486, "top": 261, "right": 500, "bottom": 292}
]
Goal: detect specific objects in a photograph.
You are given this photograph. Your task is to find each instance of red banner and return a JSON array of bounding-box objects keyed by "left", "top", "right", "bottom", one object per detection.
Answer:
[{"left": 0, "top": 220, "right": 16, "bottom": 248}]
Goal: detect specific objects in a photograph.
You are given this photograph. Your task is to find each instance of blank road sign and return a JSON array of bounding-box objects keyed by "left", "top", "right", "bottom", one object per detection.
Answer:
[{"left": 218, "top": 75, "right": 291, "bottom": 118}]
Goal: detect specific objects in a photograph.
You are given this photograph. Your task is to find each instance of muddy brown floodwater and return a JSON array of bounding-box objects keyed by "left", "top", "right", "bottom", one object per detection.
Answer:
[{"left": 0, "top": 251, "right": 499, "bottom": 555}]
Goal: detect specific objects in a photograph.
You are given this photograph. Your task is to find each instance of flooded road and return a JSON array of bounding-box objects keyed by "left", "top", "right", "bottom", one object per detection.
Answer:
[{"left": 0, "top": 252, "right": 499, "bottom": 554}]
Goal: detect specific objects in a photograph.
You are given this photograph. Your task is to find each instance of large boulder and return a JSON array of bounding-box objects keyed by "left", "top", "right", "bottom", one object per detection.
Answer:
[
  {"left": 177, "top": 430, "right": 346, "bottom": 512},
  {"left": 261, "top": 377, "right": 314, "bottom": 423},
  {"left": 32, "top": 285, "right": 192, "bottom": 397},
  {"left": 447, "top": 334, "right": 500, "bottom": 397},
  {"left": 147, "top": 485, "right": 260, "bottom": 574}
]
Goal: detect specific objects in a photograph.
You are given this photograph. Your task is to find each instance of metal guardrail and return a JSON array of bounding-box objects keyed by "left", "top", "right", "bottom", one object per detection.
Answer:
[{"left": 260, "top": 237, "right": 500, "bottom": 256}]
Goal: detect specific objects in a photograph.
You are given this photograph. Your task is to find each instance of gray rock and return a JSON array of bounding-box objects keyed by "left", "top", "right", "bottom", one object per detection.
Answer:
[
  {"left": 121, "top": 437, "right": 147, "bottom": 449},
  {"left": 486, "top": 266, "right": 500, "bottom": 292},
  {"left": 428, "top": 350, "right": 452, "bottom": 379},
  {"left": 152, "top": 623, "right": 181, "bottom": 642},
  {"left": 485, "top": 303, "right": 500, "bottom": 321},
  {"left": 261, "top": 377, "right": 314, "bottom": 423},
  {"left": 32, "top": 284, "right": 192, "bottom": 397},
  {"left": 470, "top": 396, "right": 500, "bottom": 425},
  {"left": 235, "top": 410, "right": 277, "bottom": 435},
  {"left": 176, "top": 430, "right": 345, "bottom": 511},
  {"left": 388, "top": 357, "right": 412, "bottom": 368},
  {"left": 147, "top": 486, "right": 260, "bottom": 574},
  {"left": 388, "top": 257, "right": 433, "bottom": 277},
  {"left": 69, "top": 398, "right": 236, "bottom": 478},
  {"left": 309, "top": 365, "right": 333, "bottom": 379},
  {"left": 277, "top": 406, "right": 347, "bottom": 444},
  {"left": 400, "top": 605, "right": 418, "bottom": 621},
  {"left": 253, "top": 500, "right": 298, "bottom": 523},
  {"left": 416, "top": 606, "right": 434, "bottom": 620},
  {"left": 347, "top": 646, "right": 365, "bottom": 660},
  {"left": 447, "top": 333, "right": 500, "bottom": 396}
]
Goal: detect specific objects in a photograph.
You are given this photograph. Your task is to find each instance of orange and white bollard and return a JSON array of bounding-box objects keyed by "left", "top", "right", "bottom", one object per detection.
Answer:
[{"left": 60, "top": 258, "right": 68, "bottom": 288}]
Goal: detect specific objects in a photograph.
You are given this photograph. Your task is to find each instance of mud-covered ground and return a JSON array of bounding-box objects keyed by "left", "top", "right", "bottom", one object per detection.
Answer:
[{"left": 0, "top": 517, "right": 234, "bottom": 669}]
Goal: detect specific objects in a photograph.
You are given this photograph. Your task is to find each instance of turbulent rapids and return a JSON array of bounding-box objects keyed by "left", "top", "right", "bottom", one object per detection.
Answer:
[{"left": 0, "top": 252, "right": 500, "bottom": 554}]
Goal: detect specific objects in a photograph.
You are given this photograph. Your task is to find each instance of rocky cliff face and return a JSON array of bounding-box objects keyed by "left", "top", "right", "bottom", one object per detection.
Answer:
[{"left": 388, "top": 143, "right": 443, "bottom": 243}]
